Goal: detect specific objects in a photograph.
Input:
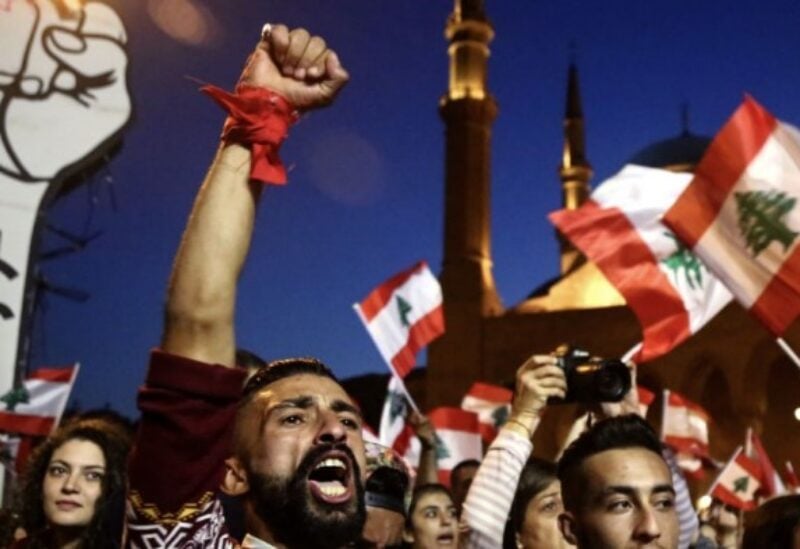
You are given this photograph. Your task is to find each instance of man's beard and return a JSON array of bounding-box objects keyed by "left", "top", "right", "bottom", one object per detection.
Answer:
[{"left": 249, "top": 443, "right": 366, "bottom": 548}]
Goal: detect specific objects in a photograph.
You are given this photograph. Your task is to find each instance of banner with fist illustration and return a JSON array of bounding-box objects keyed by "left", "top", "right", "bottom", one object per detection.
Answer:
[{"left": 0, "top": 0, "right": 131, "bottom": 398}]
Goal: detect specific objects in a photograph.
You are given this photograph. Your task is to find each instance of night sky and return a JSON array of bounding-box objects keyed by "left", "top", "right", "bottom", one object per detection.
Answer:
[{"left": 30, "top": 0, "right": 800, "bottom": 419}]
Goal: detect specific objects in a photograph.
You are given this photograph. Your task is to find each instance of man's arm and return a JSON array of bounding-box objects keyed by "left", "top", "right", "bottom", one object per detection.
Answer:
[
  {"left": 126, "top": 26, "right": 349, "bottom": 546},
  {"left": 161, "top": 25, "right": 349, "bottom": 366},
  {"left": 408, "top": 411, "right": 440, "bottom": 487},
  {"left": 161, "top": 144, "right": 258, "bottom": 366}
]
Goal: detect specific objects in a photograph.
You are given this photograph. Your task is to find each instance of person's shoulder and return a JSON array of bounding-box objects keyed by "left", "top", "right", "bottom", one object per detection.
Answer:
[{"left": 144, "top": 348, "right": 246, "bottom": 398}]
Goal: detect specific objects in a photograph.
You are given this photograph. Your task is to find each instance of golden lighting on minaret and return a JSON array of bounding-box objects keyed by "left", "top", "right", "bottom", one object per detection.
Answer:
[
  {"left": 558, "top": 63, "right": 593, "bottom": 273},
  {"left": 444, "top": 0, "right": 493, "bottom": 101}
]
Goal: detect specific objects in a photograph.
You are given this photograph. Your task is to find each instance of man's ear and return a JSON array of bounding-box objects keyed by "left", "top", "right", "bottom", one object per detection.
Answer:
[
  {"left": 221, "top": 456, "right": 250, "bottom": 496},
  {"left": 558, "top": 511, "right": 580, "bottom": 546}
]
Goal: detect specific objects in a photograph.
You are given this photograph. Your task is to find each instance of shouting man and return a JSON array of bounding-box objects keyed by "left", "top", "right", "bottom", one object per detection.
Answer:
[{"left": 126, "top": 23, "right": 365, "bottom": 548}]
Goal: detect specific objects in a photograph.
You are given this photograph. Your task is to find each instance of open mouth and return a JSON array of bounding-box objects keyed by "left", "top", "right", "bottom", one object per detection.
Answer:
[
  {"left": 307, "top": 452, "right": 353, "bottom": 504},
  {"left": 436, "top": 531, "right": 456, "bottom": 545}
]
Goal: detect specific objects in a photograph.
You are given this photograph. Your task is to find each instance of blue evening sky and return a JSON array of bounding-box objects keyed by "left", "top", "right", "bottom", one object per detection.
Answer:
[{"left": 32, "top": 0, "right": 800, "bottom": 417}]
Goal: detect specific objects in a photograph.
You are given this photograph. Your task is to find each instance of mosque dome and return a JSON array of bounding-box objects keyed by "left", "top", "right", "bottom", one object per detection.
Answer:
[{"left": 628, "top": 131, "right": 711, "bottom": 172}]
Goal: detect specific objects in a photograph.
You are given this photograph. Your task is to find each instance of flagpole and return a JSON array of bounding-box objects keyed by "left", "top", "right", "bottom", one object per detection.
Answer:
[
  {"left": 744, "top": 427, "right": 753, "bottom": 457},
  {"left": 738, "top": 430, "right": 754, "bottom": 546},
  {"left": 776, "top": 337, "right": 800, "bottom": 373},
  {"left": 622, "top": 342, "right": 642, "bottom": 363}
]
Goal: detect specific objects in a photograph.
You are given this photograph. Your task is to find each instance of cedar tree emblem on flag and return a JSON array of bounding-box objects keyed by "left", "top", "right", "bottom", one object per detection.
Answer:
[
  {"left": 661, "top": 232, "right": 705, "bottom": 289},
  {"left": 735, "top": 190, "right": 798, "bottom": 257},
  {"left": 388, "top": 387, "right": 407, "bottom": 424},
  {"left": 397, "top": 296, "right": 413, "bottom": 327},
  {"left": 0, "top": 387, "right": 29, "bottom": 412},
  {"left": 378, "top": 376, "right": 412, "bottom": 452}
]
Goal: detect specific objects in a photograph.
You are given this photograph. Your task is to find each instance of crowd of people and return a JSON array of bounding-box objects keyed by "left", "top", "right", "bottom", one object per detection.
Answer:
[{"left": 2, "top": 22, "right": 799, "bottom": 549}]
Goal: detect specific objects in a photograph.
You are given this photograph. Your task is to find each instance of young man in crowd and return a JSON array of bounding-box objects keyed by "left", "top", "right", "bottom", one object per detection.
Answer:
[
  {"left": 557, "top": 415, "right": 680, "bottom": 549},
  {"left": 125, "top": 23, "right": 367, "bottom": 548}
]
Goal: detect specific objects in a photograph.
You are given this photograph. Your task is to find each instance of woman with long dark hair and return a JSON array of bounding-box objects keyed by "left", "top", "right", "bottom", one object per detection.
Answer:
[{"left": 14, "top": 419, "right": 130, "bottom": 548}]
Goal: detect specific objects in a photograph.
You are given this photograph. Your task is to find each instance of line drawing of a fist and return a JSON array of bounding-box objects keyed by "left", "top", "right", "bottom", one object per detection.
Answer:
[{"left": 0, "top": 0, "right": 131, "bottom": 182}]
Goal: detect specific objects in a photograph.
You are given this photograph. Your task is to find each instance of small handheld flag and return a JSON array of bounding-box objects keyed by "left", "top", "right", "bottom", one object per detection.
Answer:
[{"left": 354, "top": 261, "right": 444, "bottom": 379}]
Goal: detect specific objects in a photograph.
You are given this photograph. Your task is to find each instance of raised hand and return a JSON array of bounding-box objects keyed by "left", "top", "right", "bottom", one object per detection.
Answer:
[
  {"left": 408, "top": 410, "right": 437, "bottom": 450},
  {"left": 237, "top": 24, "right": 349, "bottom": 111},
  {"left": 507, "top": 355, "right": 567, "bottom": 439}
]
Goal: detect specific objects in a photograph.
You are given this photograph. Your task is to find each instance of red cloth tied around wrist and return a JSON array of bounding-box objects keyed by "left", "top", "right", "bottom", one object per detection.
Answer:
[{"left": 201, "top": 84, "right": 299, "bottom": 185}]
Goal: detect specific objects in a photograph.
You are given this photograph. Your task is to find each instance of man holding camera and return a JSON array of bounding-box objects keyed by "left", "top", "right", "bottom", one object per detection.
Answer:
[{"left": 461, "top": 349, "right": 692, "bottom": 549}]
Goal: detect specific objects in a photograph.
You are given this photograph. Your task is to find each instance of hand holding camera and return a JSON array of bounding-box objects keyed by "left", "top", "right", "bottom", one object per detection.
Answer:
[{"left": 505, "top": 355, "right": 567, "bottom": 439}]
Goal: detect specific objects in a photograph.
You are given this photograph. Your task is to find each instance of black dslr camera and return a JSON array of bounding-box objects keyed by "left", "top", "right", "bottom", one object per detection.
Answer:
[{"left": 547, "top": 344, "right": 631, "bottom": 404}]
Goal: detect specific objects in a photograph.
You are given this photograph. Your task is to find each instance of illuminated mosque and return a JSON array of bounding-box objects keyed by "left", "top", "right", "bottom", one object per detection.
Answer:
[{"left": 345, "top": 0, "right": 800, "bottom": 489}]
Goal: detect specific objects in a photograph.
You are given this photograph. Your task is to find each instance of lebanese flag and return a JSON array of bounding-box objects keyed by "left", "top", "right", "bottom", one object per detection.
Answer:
[
  {"left": 710, "top": 446, "right": 762, "bottom": 510},
  {"left": 379, "top": 375, "right": 412, "bottom": 453},
  {"left": 661, "top": 390, "right": 710, "bottom": 460},
  {"left": 550, "top": 165, "right": 732, "bottom": 363},
  {"left": 0, "top": 365, "right": 79, "bottom": 436},
  {"left": 460, "top": 382, "right": 513, "bottom": 445},
  {"left": 638, "top": 386, "right": 656, "bottom": 417},
  {"left": 748, "top": 430, "right": 787, "bottom": 497},
  {"left": 663, "top": 97, "right": 800, "bottom": 335},
  {"left": 428, "top": 407, "right": 482, "bottom": 486},
  {"left": 354, "top": 261, "right": 444, "bottom": 378},
  {"left": 675, "top": 452, "right": 706, "bottom": 480}
]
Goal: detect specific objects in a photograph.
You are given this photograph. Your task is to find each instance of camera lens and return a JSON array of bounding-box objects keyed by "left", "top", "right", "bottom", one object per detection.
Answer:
[{"left": 594, "top": 360, "right": 630, "bottom": 401}]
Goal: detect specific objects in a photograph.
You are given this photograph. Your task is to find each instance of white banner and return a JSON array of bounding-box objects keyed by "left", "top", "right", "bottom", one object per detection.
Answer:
[{"left": 0, "top": 0, "right": 132, "bottom": 498}]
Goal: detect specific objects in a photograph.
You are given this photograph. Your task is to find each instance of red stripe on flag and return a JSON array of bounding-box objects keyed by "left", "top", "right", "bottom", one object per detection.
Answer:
[
  {"left": 664, "top": 97, "right": 777, "bottom": 247},
  {"left": 28, "top": 366, "right": 74, "bottom": 383},
  {"left": 392, "top": 424, "right": 414, "bottom": 457},
  {"left": 638, "top": 386, "right": 655, "bottom": 406},
  {"left": 0, "top": 412, "right": 54, "bottom": 436},
  {"left": 467, "top": 382, "right": 513, "bottom": 403},
  {"left": 750, "top": 245, "right": 800, "bottom": 334},
  {"left": 550, "top": 201, "right": 690, "bottom": 362},
  {"left": 390, "top": 305, "right": 444, "bottom": 377},
  {"left": 357, "top": 261, "right": 428, "bottom": 322},
  {"left": 668, "top": 392, "right": 710, "bottom": 420},
  {"left": 712, "top": 484, "right": 757, "bottom": 511},
  {"left": 429, "top": 407, "right": 480, "bottom": 432},
  {"left": 477, "top": 423, "right": 498, "bottom": 446},
  {"left": 664, "top": 435, "right": 710, "bottom": 458}
]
